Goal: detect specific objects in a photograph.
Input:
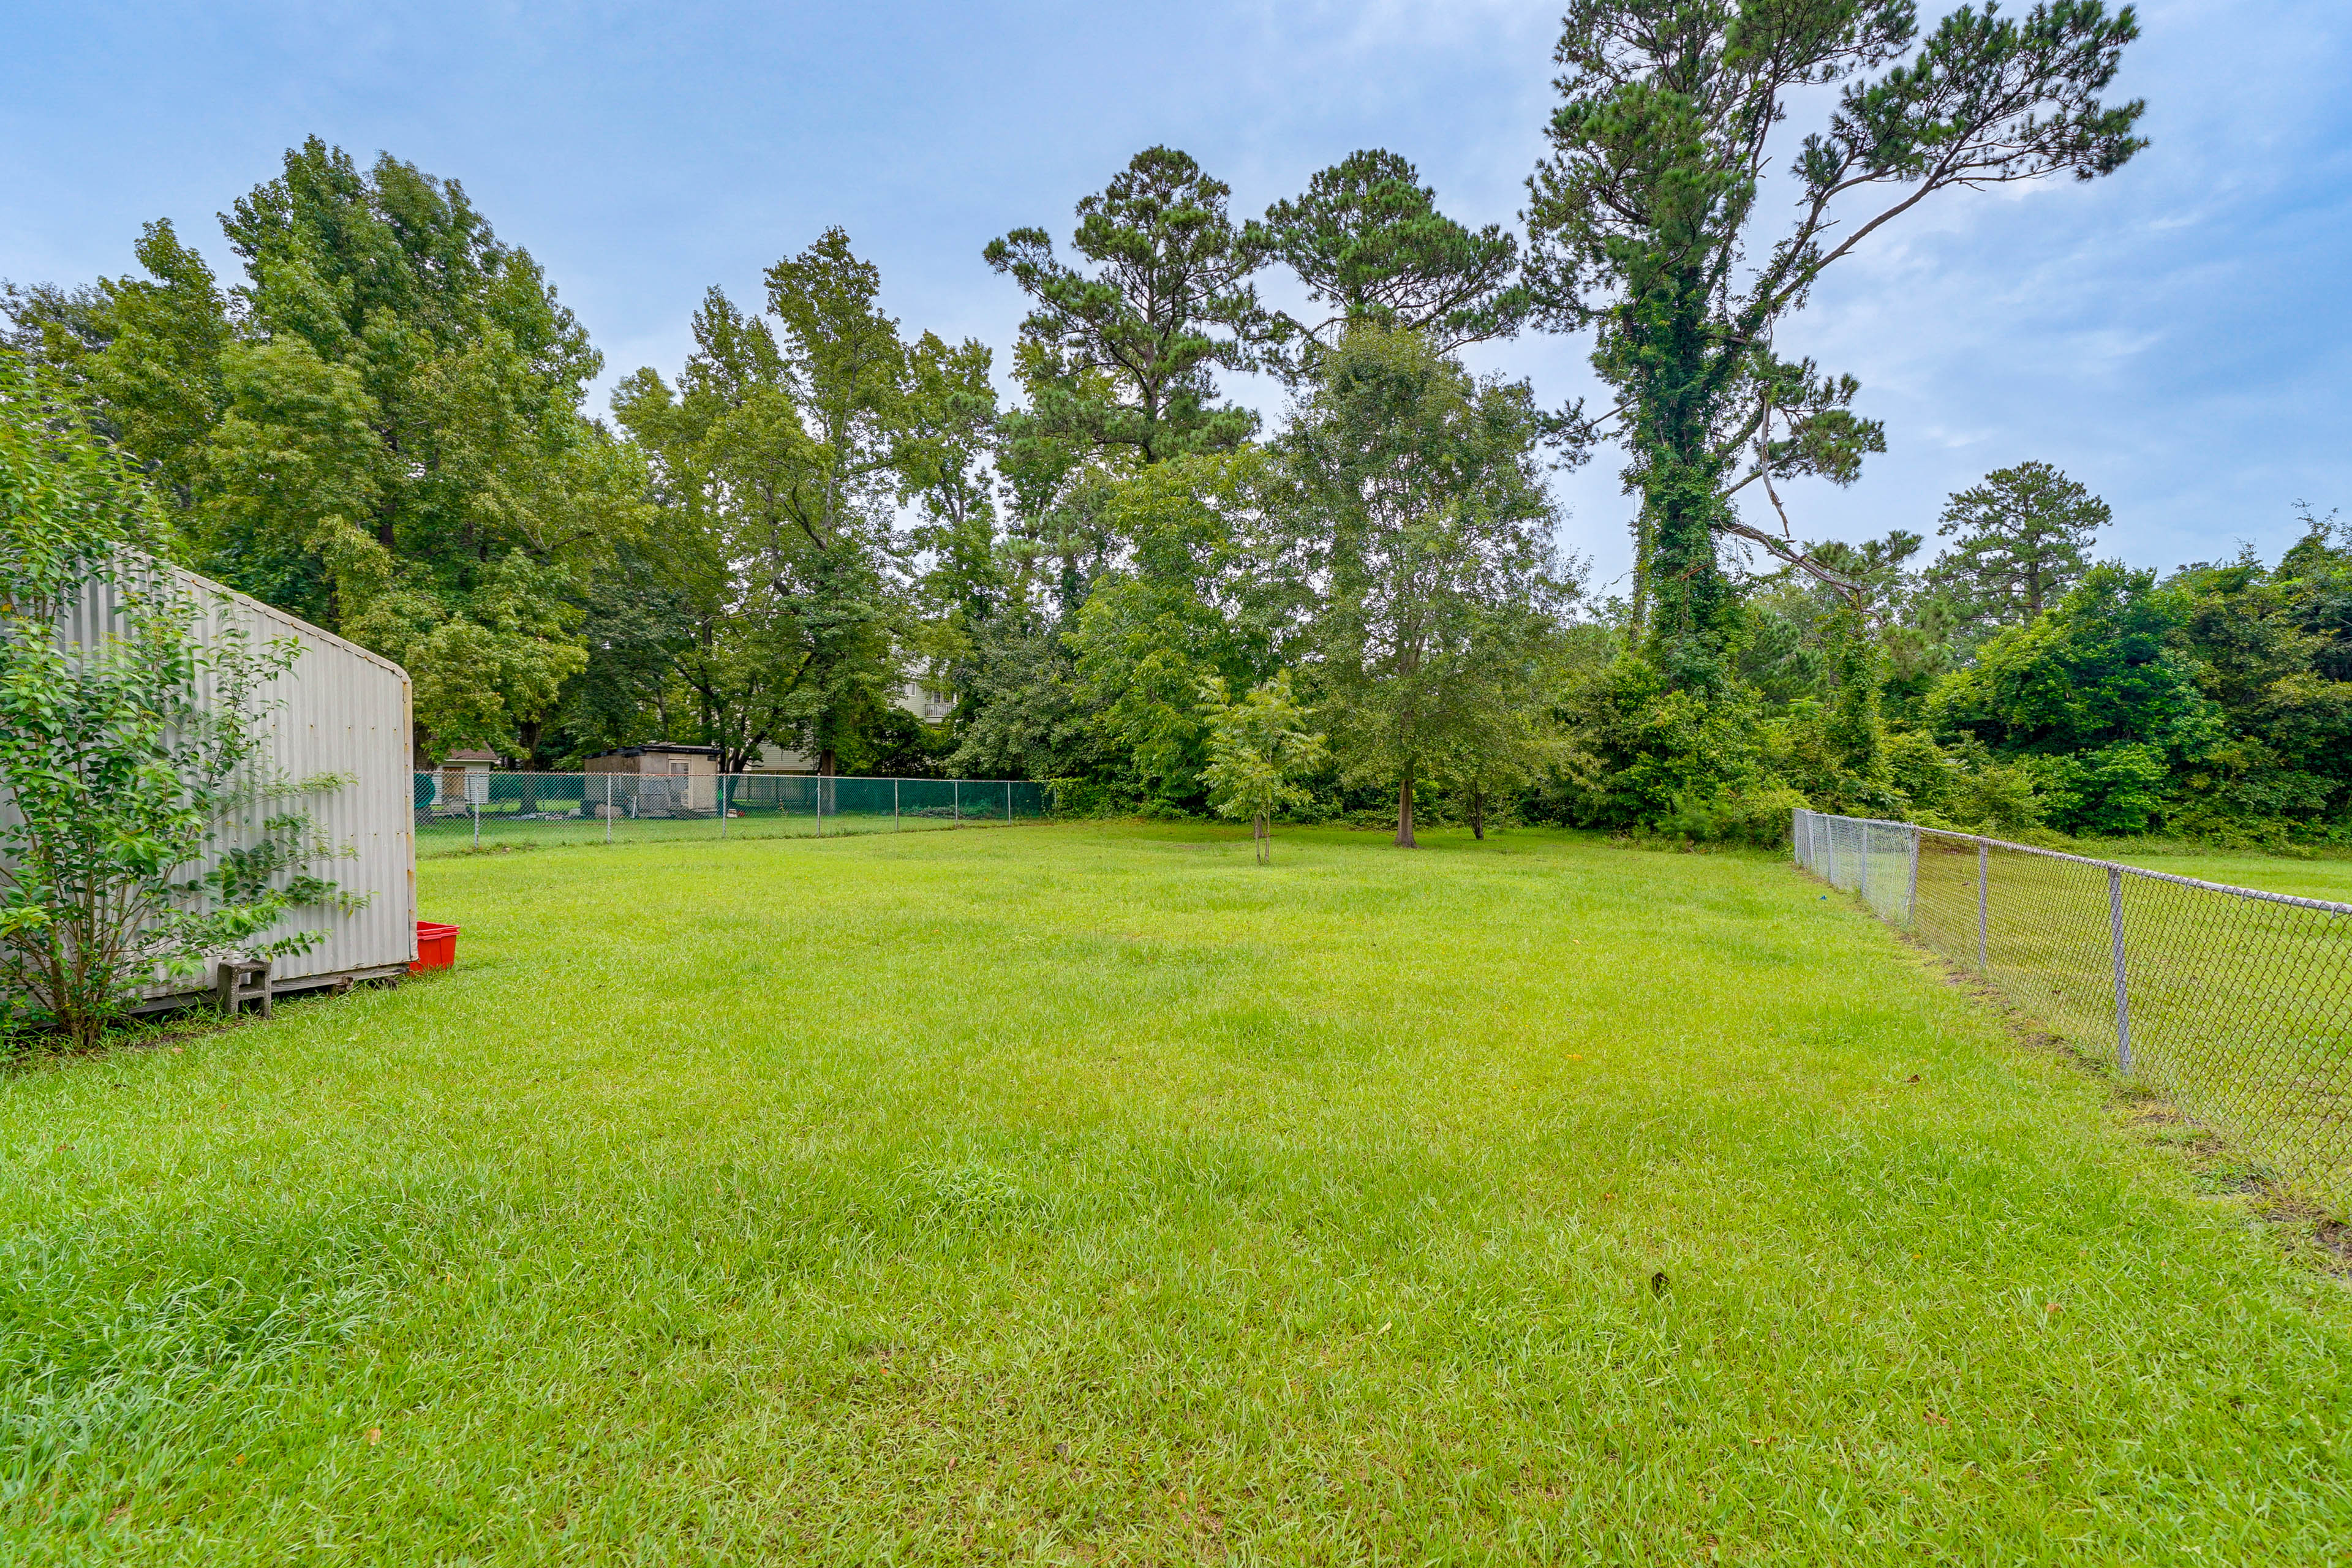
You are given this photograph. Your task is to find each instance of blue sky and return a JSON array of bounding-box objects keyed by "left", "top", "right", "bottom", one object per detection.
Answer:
[{"left": 6, "top": 1, "right": 2347, "bottom": 598}]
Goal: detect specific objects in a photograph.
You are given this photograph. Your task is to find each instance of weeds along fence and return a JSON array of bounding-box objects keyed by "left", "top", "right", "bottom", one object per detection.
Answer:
[
  {"left": 1793, "top": 809, "right": 2352, "bottom": 1210},
  {"left": 416, "top": 772, "right": 1049, "bottom": 854}
]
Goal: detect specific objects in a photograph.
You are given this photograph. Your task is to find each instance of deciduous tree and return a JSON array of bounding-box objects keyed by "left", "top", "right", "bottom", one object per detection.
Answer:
[
  {"left": 1277, "top": 327, "right": 1573, "bottom": 846},
  {"left": 1199, "top": 670, "right": 1328, "bottom": 864},
  {"left": 49, "top": 140, "right": 647, "bottom": 762}
]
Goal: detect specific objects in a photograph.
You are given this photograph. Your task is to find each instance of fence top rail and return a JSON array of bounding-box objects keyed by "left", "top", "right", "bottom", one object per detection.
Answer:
[{"left": 1794, "top": 809, "right": 2352, "bottom": 918}]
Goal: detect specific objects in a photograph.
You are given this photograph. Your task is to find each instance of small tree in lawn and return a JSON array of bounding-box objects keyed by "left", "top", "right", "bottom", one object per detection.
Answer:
[
  {"left": 1198, "top": 671, "right": 1327, "bottom": 865},
  {"left": 0, "top": 352, "right": 354, "bottom": 1050}
]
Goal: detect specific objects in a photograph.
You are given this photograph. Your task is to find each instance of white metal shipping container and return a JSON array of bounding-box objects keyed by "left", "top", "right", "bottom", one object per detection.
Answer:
[{"left": 39, "top": 559, "right": 417, "bottom": 1004}]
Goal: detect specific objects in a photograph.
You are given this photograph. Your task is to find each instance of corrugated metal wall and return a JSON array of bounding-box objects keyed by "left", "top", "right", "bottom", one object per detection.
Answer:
[{"left": 36, "top": 559, "right": 416, "bottom": 996}]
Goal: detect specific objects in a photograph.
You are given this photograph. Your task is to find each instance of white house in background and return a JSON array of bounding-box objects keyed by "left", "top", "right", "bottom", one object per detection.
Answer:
[{"left": 752, "top": 677, "right": 952, "bottom": 774}]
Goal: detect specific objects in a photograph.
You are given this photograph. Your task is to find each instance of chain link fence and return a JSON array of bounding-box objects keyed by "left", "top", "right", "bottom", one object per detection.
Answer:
[
  {"left": 415, "top": 771, "right": 1048, "bottom": 854},
  {"left": 1793, "top": 809, "right": 2352, "bottom": 1210}
]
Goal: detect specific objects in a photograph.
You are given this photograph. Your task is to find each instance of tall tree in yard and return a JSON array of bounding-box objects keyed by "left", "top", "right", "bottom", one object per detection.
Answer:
[
  {"left": 608, "top": 290, "right": 809, "bottom": 773},
  {"left": 612, "top": 233, "right": 918, "bottom": 777},
  {"left": 760, "top": 229, "right": 913, "bottom": 774},
  {"left": 1524, "top": 1, "right": 2146, "bottom": 692},
  {"left": 899, "top": 330, "right": 1006, "bottom": 725},
  {"left": 33, "top": 138, "right": 646, "bottom": 763},
  {"left": 1928, "top": 460, "right": 2109, "bottom": 639},
  {"left": 987, "top": 147, "right": 1274, "bottom": 467},
  {"left": 1278, "top": 327, "right": 1572, "bottom": 847}
]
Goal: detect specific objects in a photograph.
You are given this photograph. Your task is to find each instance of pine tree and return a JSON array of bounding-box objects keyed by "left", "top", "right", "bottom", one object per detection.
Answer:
[
  {"left": 1523, "top": 1, "right": 2145, "bottom": 692},
  {"left": 986, "top": 147, "right": 1273, "bottom": 466},
  {"left": 1928, "top": 461, "right": 2110, "bottom": 636}
]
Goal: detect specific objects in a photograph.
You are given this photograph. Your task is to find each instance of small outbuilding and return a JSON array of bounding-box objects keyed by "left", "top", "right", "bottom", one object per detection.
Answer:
[
  {"left": 419, "top": 749, "right": 499, "bottom": 815},
  {"left": 585, "top": 744, "right": 720, "bottom": 816}
]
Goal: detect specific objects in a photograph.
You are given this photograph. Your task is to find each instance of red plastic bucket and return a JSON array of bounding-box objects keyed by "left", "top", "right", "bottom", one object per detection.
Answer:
[{"left": 412, "top": 921, "right": 461, "bottom": 974}]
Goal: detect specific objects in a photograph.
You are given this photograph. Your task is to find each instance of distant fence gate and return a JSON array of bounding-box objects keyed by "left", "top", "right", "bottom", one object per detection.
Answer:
[
  {"left": 415, "top": 772, "right": 1048, "bottom": 853},
  {"left": 1793, "top": 809, "right": 2352, "bottom": 1212}
]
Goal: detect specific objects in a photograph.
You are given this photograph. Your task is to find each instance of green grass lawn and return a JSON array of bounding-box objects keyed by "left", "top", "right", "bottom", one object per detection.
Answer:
[
  {"left": 2100, "top": 846, "right": 2352, "bottom": 907},
  {"left": 413, "top": 807, "right": 1005, "bottom": 858},
  {"left": 6, "top": 824, "right": 2350, "bottom": 1563}
]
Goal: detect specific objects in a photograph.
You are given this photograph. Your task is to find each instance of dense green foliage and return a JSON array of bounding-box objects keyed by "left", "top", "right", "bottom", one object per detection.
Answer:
[
  {"left": 12, "top": 10, "right": 2338, "bottom": 843},
  {"left": 1657, "top": 503, "right": 2352, "bottom": 845},
  {"left": 7, "top": 140, "right": 647, "bottom": 763}
]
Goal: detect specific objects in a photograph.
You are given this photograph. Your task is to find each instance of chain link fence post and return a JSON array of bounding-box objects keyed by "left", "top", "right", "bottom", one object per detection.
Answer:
[
  {"left": 1976, "top": 839, "right": 1988, "bottom": 972},
  {"left": 2108, "top": 864, "right": 2132, "bottom": 1074},
  {"left": 1800, "top": 808, "right": 2352, "bottom": 1200},
  {"left": 953, "top": 780, "right": 961, "bottom": 826},
  {"left": 1905, "top": 824, "right": 1921, "bottom": 926},
  {"left": 894, "top": 777, "right": 900, "bottom": 829},
  {"left": 604, "top": 772, "right": 614, "bottom": 845},
  {"left": 472, "top": 796, "right": 480, "bottom": 850}
]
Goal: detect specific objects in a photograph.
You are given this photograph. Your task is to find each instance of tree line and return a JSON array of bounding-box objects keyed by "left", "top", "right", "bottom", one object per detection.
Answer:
[{"left": 10, "top": 3, "right": 2345, "bottom": 847}]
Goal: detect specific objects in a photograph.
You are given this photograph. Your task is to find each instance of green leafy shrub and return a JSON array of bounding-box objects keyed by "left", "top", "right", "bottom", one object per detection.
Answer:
[
  {"left": 1549, "top": 655, "right": 1762, "bottom": 828},
  {"left": 0, "top": 353, "right": 355, "bottom": 1049},
  {"left": 1656, "top": 781, "right": 1812, "bottom": 846}
]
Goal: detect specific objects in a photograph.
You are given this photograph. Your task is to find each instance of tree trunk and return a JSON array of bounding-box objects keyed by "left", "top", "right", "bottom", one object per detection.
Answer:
[
  {"left": 1471, "top": 780, "right": 1485, "bottom": 841},
  {"left": 1394, "top": 767, "right": 1417, "bottom": 849},
  {"left": 1629, "top": 505, "right": 1653, "bottom": 638},
  {"left": 1254, "top": 810, "right": 1269, "bottom": 866},
  {"left": 1635, "top": 277, "right": 1738, "bottom": 696},
  {"left": 513, "top": 726, "right": 542, "bottom": 815},
  {"left": 1826, "top": 605, "right": 1885, "bottom": 778}
]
